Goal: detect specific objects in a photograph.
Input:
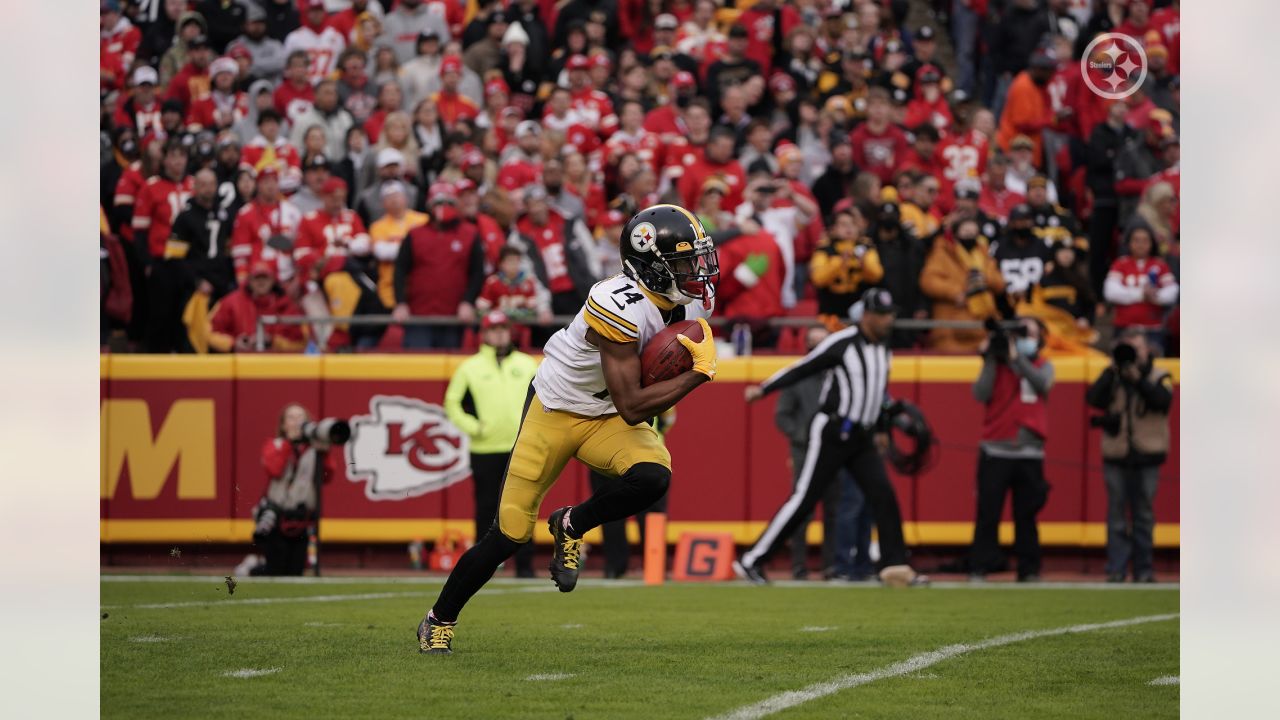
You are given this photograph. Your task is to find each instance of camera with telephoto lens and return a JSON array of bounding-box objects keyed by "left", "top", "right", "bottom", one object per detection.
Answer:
[
  {"left": 1112, "top": 342, "right": 1138, "bottom": 368},
  {"left": 1089, "top": 412, "right": 1122, "bottom": 436},
  {"left": 983, "top": 318, "right": 1029, "bottom": 362},
  {"left": 301, "top": 418, "right": 351, "bottom": 445}
]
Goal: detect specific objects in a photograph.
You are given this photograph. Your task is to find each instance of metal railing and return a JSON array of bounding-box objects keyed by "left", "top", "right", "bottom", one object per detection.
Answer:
[{"left": 254, "top": 314, "right": 990, "bottom": 352}]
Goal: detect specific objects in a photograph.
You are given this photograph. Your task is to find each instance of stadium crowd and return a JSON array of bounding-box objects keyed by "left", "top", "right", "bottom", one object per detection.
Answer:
[{"left": 99, "top": 0, "right": 1181, "bottom": 356}]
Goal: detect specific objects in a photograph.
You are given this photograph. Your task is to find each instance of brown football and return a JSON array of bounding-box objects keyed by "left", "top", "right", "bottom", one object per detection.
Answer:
[{"left": 640, "top": 319, "right": 703, "bottom": 387}]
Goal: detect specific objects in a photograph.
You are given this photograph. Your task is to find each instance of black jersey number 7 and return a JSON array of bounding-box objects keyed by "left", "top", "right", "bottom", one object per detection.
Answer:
[{"left": 611, "top": 285, "right": 645, "bottom": 311}]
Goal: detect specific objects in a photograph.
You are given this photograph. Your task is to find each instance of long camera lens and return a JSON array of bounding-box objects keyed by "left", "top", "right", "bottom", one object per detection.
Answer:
[{"left": 303, "top": 418, "right": 352, "bottom": 444}]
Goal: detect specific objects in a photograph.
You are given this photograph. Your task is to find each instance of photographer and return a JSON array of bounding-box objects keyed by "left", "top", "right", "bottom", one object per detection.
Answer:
[
  {"left": 240, "top": 403, "right": 348, "bottom": 577},
  {"left": 1087, "top": 330, "right": 1174, "bottom": 583},
  {"left": 970, "top": 316, "right": 1053, "bottom": 582}
]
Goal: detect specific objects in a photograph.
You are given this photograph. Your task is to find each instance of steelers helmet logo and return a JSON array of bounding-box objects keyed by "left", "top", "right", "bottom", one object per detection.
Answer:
[{"left": 631, "top": 221, "right": 658, "bottom": 253}]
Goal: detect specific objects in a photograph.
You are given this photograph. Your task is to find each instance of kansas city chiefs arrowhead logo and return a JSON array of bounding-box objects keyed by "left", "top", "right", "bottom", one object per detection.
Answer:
[{"left": 345, "top": 395, "right": 471, "bottom": 501}]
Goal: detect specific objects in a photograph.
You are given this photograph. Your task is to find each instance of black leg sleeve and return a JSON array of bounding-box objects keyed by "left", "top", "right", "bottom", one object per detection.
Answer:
[
  {"left": 845, "top": 437, "right": 909, "bottom": 568},
  {"left": 430, "top": 527, "right": 524, "bottom": 623},
  {"left": 589, "top": 470, "right": 631, "bottom": 577},
  {"left": 566, "top": 462, "right": 671, "bottom": 536}
]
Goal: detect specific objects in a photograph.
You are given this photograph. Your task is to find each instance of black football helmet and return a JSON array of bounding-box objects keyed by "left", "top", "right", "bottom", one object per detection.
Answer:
[{"left": 619, "top": 204, "right": 719, "bottom": 305}]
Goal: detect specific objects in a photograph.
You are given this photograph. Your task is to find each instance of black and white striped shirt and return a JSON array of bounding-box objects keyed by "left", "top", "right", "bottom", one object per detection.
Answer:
[{"left": 760, "top": 326, "right": 890, "bottom": 429}]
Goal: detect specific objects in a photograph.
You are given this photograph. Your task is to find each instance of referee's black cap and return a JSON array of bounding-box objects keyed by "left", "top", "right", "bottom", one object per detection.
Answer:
[{"left": 862, "top": 288, "right": 897, "bottom": 315}]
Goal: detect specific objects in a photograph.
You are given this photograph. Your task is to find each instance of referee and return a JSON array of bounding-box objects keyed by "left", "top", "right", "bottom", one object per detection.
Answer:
[{"left": 735, "top": 288, "right": 922, "bottom": 587}]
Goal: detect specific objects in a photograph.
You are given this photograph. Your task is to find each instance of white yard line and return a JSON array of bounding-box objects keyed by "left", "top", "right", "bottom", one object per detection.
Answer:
[
  {"left": 766, "top": 580, "right": 1180, "bottom": 591},
  {"left": 1149, "top": 675, "right": 1180, "bottom": 686},
  {"left": 102, "top": 591, "right": 428, "bottom": 610},
  {"left": 223, "top": 668, "right": 282, "bottom": 679},
  {"left": 706, "top": 613, "right": 1179, "bottom": 720},
  {"left": 525, "top": 673, "right": 575, "bottom": 681},
  {"left": 101, "top": 581, "right": 633, "bottom": 610},
  {"left": 798, "top": 626, "right": 837, "bottom": 632}
]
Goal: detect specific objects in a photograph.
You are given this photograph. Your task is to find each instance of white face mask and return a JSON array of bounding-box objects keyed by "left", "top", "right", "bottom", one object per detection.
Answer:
[{"left": 1016, "top": 337, "right": 1038, "bottom": 357}]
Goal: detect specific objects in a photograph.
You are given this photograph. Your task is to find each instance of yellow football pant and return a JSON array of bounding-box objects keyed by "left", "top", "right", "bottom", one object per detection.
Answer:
[{"left": 497, "top": 393, "right": 671, "bottom": 543}]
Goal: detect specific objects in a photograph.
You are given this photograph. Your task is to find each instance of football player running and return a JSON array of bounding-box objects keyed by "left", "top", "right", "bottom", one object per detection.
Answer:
[{"left": 418, "top": 204, "right": 720, "bottom": 654}]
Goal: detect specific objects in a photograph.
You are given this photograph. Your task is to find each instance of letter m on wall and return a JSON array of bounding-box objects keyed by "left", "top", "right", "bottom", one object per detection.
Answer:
[{"left": 101, "top": 399, "right": 217, "bottom": 500}]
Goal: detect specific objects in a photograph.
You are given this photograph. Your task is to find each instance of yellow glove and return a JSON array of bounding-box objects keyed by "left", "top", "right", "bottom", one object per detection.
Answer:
[{"left": 676, "top": 317, "right": 717, "bottom": 380}]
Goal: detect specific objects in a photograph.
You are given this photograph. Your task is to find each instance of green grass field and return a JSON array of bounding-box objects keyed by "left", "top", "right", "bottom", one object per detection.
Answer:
[{"left": 101, "top": 576, "right": 1178, "bottom": 719}]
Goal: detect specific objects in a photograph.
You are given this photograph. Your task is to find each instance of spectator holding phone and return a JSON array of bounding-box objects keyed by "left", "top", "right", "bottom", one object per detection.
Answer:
[{"left": 1104, "top": 225, "right": 1179, "bottom": 354}]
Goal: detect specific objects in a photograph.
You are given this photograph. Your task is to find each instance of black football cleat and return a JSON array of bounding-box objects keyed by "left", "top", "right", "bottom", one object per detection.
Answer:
[
  {"left": 733, "top": 558, "right": 769, "bottom": 585},
  {"left": 547, "top": 506, "right": 584, "bottom": 593},
  {"left": 417, "top": 613, "right": 456, "bottom": 655}
]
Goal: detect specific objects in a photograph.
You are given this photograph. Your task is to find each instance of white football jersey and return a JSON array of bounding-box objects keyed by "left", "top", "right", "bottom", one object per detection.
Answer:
[{"left": 533, "top": 274, "right": 713, "bottom": 417}]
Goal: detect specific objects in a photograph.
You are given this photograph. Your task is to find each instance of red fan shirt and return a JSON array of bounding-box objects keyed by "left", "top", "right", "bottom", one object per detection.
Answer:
[
  {"left": 112, "top": 161, "right": 148, "bottom": 242},
  {"left": 978, "top": 185, "right": 1026, "bottom": 224},
  {"left": 230, "top": 199, "right": 304, "bottom": 279},
  {"left": 1108, "top": 255, "right": 1176, "bottom": 328},
  {"left": 113, "top": 94, "right": 164, "bottom": 136},
  {"left": 735, "top": 4, "right": 800, "bottom": 76},
  {"left": 434, "top": 90, "right": 480, "bottom": 130},
  {"left": 132, "top": 174, "right": 194, "bottom": 258},
  {"left": 166, "top": 62, "right": 212, "bottom": 108},
  {"left": 849, "top": 123, "right": 910, "bottom": 185},
  {"left": 677, "top": 155, "right": 745, "bottom": 210},
  {"left": 294, "top": 208, "right": 370, "bottom": 278},
  {"left": 570, "top": 88, "right": 618, "bottom": 136},
  {"left": 273, "top": 80, "right": 316, "bottom": 126},
  {"left": 187, "top": 91, "right": 251, "bottom": 132},
  {"left": 515, "top": 209, "right": 575, "bottom": 294},
  {"left": 478, "top": 273, "right": 541, "bottom": 314}
]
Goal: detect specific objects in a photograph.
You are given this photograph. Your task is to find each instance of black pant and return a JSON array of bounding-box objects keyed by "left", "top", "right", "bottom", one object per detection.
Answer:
[
  {"left": 471, "top": 452, "right": 534, "bottom": 576},
  {"left": 251, "top": 528, "right": 309, "bottom": 576},
  {"left": 787, "top": 443, "right": 840, "bottom": 577},
  {"left": 145, "top": 259, "right": 195, "bottom": 353},
  {"left": 743, "top": 414, "right": 908, "bottom": 569},
  {"left": 588, "top": 469, "right": 669, "bottom": 578},
  {"left": 969, "top": 451, "right": 1049, "bottom": 577},
  {"left": 1088, "top": 203, "right": 1120, "bottom": 297}
]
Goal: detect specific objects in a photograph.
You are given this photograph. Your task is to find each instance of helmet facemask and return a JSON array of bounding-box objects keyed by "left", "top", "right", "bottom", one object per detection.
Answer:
[{"left": 627, "top": 236, "right": 719, "bottom": 305}]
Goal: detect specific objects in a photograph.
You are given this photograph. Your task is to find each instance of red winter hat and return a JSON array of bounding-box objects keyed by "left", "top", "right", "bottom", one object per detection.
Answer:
[
  {"left": 428, "top": 181, "right": 458, "bottom": 204},
  {"left": 672, "top": 71, "right": 696, "bottom": 89},
  {"left": 485, "top": 77, "right": 509, "bottom": 97},
  {"left": 567, "top": 54, "right": 590, "bottom": 71},
  {"left": 460, "top": 146, "right": 486, "bottom": 170},
  {"left": 321, "top": 177, "right": 348, "bottom": 196},
  {"left": 591, "top": 53, "right": 612, "bottom": 70},
  {"left": 768, "top": 72, "right": 795, "bottom": 93},
  {"left": 248, "top": 260, "right": 275, "bottom": 279},
  {"left": 454, "top": 178, "right": 477, "bottom": 194},
  {"left": 481, "top": 310, "right": 511, "bottom": 329},
  {"left": 440, "top": 55, "right": 463, "bottom": 76}
]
